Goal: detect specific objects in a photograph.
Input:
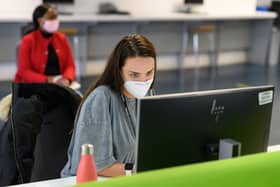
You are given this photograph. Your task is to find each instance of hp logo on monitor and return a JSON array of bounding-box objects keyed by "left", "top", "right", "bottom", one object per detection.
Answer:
[{"left": 210, "top": 99, "right": 225, "bottom": 122}]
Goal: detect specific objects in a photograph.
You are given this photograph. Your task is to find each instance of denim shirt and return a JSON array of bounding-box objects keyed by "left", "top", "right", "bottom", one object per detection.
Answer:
[{"left": 61, "top": 85, "right": 136, "bottom": 177}]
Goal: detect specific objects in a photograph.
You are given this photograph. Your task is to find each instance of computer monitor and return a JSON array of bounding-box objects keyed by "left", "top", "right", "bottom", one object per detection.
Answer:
[
  {"left": 184, "top": 0, "right": 204, "bottom": 4},
  {"left": 43, "top": 0, "right": 74, "bottom": 15},
  {"left": 43, "top": 0, "right": 74, "bottom": 4},
  {"left": 181, "top": 0, "right": 204, "bottom": 13},
  {"left": 135, "top": 85, "right": 274, "bottom": 172}
]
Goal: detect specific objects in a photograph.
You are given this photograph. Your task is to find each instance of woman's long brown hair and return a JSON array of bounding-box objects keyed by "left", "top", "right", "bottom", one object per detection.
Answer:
[{"left": 81, "top": 34, "right": 157, "bottom": 105}]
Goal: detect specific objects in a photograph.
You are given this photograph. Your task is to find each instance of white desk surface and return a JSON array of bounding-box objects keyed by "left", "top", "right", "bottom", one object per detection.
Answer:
[
  {"left": 0, "top": 12, "right": 276, "bottom": 23},
  {"left": 9, "top": 176, "right": 109, "bottom": 187},
  {"left": 9, "top": 144, "right": 280, "bottom": 187},
  {"left": 267, "top": 144, "right": 280, "bottom": 152}
]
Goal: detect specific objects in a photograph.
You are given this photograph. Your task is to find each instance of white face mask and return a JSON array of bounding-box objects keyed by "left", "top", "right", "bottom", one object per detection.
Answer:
[
  {"left": 124, "top": 79, "right": 153, "bottom": 98},
  {"left": 43, "top": 19, "right": 59, "bottom": 33}
]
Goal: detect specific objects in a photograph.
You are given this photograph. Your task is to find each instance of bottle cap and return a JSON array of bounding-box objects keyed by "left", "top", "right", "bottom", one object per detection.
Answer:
[
  {"left": 125, "top": 163, "right": 133, "bottom": 176},
  {"left": 124, "top": 163, "right": 133, "bottom": 170},
  {"left": 81, "top": 144, "right": 94, "bottom": 155}
]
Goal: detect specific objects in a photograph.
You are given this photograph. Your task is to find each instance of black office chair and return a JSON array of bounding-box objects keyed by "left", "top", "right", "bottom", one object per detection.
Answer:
[
  {"left": 21, "top": 23, "right": 35, "bottom": 36},
  {"left": 1, "top": 83, "right": 82, "bottom": 184},
  {"left": 270, "top": 1, "right": 280, "bottom": 28}
]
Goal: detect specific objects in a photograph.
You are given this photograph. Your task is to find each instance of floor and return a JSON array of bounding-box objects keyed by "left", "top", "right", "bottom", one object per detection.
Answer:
[{"left": 1, "top": 63, "right": 279, "bottom": 145}]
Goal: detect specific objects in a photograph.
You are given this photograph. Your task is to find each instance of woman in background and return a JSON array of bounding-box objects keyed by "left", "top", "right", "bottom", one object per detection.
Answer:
[
  {"left": 14, "top": 4, "right": 75, "bottom": 87},
  {"left": 62, "top": 34, "right": 157, "bottom": 177}
]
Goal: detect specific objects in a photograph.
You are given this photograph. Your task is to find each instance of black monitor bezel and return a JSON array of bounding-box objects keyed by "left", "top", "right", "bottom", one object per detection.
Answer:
[{"left": 135, "top": 85, "right": 274, "bottom": 172}]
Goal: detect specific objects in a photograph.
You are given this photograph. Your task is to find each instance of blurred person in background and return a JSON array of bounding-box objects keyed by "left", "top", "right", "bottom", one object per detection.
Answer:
[
  {"left": 14, "top": 3, "right": 75, "bottom": 87},
  {"left": 62, "top": 34, "right": 157, "bottom": 177}
]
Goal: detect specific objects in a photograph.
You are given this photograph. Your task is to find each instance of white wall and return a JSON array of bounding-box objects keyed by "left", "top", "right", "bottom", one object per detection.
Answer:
[
  {"left": 0, "top": 0, "right": 40, "bottom": 14},
  {"left": 257, "top": 0, "right": 272, "bottom": 6},
  {"left": 0, "top": 0, "right": 257, "bottom": 16},
  {"left": 204, "top": 0, "right": 257, "bottom": 14}
]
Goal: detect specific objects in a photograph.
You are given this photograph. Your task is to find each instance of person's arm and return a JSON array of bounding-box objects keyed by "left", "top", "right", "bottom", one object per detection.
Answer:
[
  {"left": 98, "top": 163, "right": 125, "bottom": 177},
  {"left": 61, "top": 88, "right": 117, "bottom": 177},
  {"left": 61, "top": 35, "right": 75, "bottom": 82},
  {"left": 17, "top": 37, "right": 48, "bottom": 82}
]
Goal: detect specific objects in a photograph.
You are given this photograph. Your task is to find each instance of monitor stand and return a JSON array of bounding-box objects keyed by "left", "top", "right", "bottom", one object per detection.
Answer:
[
  {"left": 185, "top": 5, "right": 192, "bottom": 13},
  {"left": 58, "top": 11, "right": 73, "bottom": 15},
  {"left": 219, "top": 139, "right": 241, "bottom": 160},
  {"left": 177, "top": 5, "right": 192, "bottom": 13},
  {"left": 177, "top": 5, "right": 206, "bottom": 14},
  {"left": 55, "top": 4, "right": 74, "bottom": 15}
]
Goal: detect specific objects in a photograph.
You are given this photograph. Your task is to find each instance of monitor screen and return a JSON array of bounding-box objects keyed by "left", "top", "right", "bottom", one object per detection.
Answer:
[
  {"left": 184, "top": 0, "right": 204, "bottom": 4},
  {"left": 135, "top": 85, "right": 274, "bottom": 172},
  {"left": 43, "top": 0, "right": 74, "bottom": 3}
]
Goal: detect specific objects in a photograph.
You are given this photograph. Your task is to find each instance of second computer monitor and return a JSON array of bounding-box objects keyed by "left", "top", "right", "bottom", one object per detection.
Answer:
[
  {"left": 43, "top": 0, "right": 74, "bottom": 3},
  {"left": 135, "top": 86, "right": 274, "bottom": 172},
  {"left": 184, "top": 0, "right": 204, "bottom": 4}
]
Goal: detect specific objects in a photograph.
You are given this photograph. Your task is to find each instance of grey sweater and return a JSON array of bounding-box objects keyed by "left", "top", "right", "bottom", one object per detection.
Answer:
[{"left": 61, "top": 85, "right": 136, "bottom": 177}]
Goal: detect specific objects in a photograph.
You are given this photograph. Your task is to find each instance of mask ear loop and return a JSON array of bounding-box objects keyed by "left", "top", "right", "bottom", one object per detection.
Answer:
[
  {"left": 149, "top": 88, "right": 155, "bottom": 96},
  {"left": 120, "top": 94, "right": 128, "bottom": 108},
  {"left": 120, "top": 93, "right": 135, "bottom": 135},
  {"left": 149, "top": 77, "right": 156, "bottom": 96},
  {"left": 120, "top": 94, "right": 132, "bottom": 120}
]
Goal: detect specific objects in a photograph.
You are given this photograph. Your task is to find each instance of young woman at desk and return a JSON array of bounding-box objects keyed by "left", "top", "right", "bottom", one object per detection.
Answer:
[
  {"left": 62, "top": 34, "right": 157, "bottom": 177},
  {"left": 14, "top": 4, "right": 75, "bottom": 87}
]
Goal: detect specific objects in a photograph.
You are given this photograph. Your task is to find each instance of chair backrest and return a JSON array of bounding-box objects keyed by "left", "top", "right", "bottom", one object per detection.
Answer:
[
  {"left": 21, "top": 23, "right": 35, "bottom": 37},
  {"left": 11, "top": 83, "right": 82, "bottom": 183}
]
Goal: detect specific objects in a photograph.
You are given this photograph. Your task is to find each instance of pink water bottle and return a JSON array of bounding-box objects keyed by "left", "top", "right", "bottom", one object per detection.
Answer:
[{"left": 76, "top": 144, "right": 98, "bottom": 184}]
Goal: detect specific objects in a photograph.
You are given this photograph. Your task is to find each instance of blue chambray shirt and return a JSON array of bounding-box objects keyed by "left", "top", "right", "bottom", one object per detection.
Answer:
[{"left": 61, "top": 85, "right": 136, "bottom": 177}]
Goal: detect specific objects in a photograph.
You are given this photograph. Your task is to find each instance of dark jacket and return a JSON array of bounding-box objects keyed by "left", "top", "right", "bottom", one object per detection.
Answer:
[{"left": 0, "top": 83, "right": 81, "bottom": 186}]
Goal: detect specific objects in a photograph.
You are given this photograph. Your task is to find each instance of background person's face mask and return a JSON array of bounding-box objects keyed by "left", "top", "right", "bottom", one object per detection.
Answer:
[
  {"left": 124, "top": 79, "right": 153, "bottom": 98},
  {"left": 43, "top": 19, "right": 59, "bottom": 33}
]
